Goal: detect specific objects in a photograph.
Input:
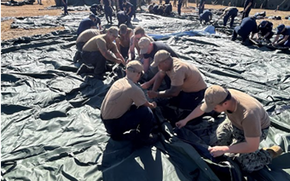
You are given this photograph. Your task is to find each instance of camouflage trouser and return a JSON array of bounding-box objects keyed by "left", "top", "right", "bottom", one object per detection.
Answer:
[{"left": 210, "top": 118, "right": 272, "bottom": 172}]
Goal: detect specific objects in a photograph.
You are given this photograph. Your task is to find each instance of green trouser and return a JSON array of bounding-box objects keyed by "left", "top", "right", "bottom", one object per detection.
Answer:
[{"left": 210, "top": 118, "right": 272, "bottom": 173}]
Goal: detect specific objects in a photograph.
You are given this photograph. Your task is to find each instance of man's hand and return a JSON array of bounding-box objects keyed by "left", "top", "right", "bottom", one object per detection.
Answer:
[
  {"left": 208, "top": 146, "right": 228, "bottom": 157},
  {"left": 147, "top": 90, "right": 158, "bottom": 99},
  {"left": 150, "top": 101, "right": 157, "bottom": 109},
  {"left": 175, "top": 119, "right": 188, "bottom": 129},
  {"left": 116, "top": 58, "right": 126, "bottom": 66}
]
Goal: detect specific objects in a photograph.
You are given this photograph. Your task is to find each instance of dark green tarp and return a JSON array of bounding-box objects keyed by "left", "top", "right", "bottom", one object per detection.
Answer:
[{"left": 1, "top": 11, "right": 290, "bottom": 180}]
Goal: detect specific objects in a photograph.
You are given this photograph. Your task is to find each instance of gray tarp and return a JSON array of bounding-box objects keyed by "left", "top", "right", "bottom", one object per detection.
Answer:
[{"left": 1, "top": 10, "right": 290, "bottom": 180}]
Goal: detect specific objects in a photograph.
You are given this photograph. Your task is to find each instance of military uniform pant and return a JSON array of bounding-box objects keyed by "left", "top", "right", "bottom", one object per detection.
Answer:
[
  {"left": 104, "top": 5, "right": 113, "bottom": 23},
  {"left": 210, "top": 118, "right": 272, "bottom": 172},
  {"left": 177, "top": 2, "right": 182, "bottom": 15},
  {"left": 102, "top": 106, "right": 156, "bottom": 140},
  {"left": 81, "top": 51, "right": 107, "bottom": 75}
]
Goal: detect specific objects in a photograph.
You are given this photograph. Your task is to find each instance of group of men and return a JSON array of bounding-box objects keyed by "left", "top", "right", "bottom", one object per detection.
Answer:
[
  {"left": 72, "top": 0, "right": 285, "bottom": 174},
  {"left": 148, "top": 2, "right": 173, "bottom": 16},
  {"left": 199, "top": 0, "right": 252, "bottom": 25},
  {"left": 198, "top": 5, "right": 290, "bottom": 48},
  {"left": 88, "top": 0, "right": 137, "bottom": 25},
  {"left": 232, "top": 16, "right": 290, "bottom": 47}
]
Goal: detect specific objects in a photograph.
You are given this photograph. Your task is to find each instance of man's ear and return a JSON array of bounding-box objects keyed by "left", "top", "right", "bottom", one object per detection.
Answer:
[{"left": 223, "top": 100, "right": 229, "bottom": 107}]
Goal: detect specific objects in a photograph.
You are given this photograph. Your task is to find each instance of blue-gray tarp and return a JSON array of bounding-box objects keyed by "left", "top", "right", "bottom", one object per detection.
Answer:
[{"left": 1, "top": 11, "right": 290, "bottom": 180}]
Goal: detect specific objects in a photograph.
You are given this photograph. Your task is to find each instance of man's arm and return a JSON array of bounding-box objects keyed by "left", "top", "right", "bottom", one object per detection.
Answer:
[
  {"left": 262, "top": 32, "right": 270, "bottom": 39},
  {"left": 110, "top": 43, "right": 126, "bottom": 65},
  {"left": 115, "top": 38, "right": 121, "bottom": 52},
  {"left": 143, "top": 101, "right": 157, "bottom": 109},
  {"left": 143, "top": 58, "right": 150, "bottom": 72},
  {"left": 147, "top": 85, "right": 182, "bottom": 99},
  {"left": 128, "top": 35, "right": 135, "bottom": 61},
  {"left": 249, "top": 32, "right": 255, "bottom": 40},
  {"left": 141, "top": 75, "right": 156, "bottom": 90},
  {"left": 152, "top": 71, "right": 166, "bottom": 91},
  {"left": 91, "top": 25, "right": 98, "bottom": 29},
  {"left": 128, "top": 30, "right": 133, "bottom": 39},
  {"left": 127, "top": 6, "right": 132, "bottom": 15},
  {"left": 219, "top": 10, "right": 227, "bottom": 18},
  {"left": 275, "top": 35, "right": 289, "bottom": 45},
  {"left": 272, "top": 34, "right": 280, "bottom": 44},
  {"left": 175, "top": 104, "right": 205, "bottom": 128},
  {"left": 141, "top": 71, "right": 163, "bottom": 90},
  {"left": 209, "top": 136, "right": 260, "bottom": 157},
  {"left": 98, "top": 44, "right": 124, "bottom": 64},
  {"left": 115, "top": 51, "right": 126, "bottom": 66},
  {"left": 98, "top": 19, "right": 102, "bottom": 30}
]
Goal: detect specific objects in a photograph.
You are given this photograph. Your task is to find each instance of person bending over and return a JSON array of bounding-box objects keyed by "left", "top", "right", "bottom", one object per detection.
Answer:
[
  {"left": 176, "top": 85, "right": 283, "bottom": 173},
  {"left": 147, "top": 50, "right": 207, "bottom": 111},
  {"left": 77, "top": 27, "right": 125, "bottom": 78},
  {"left": 101, "top": 60, "right": 158, "bottom": 144}
]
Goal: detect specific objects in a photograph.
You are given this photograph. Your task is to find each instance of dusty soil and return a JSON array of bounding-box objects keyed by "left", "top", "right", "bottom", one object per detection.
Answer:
[
  {"left": 1, "top": 0, "right": 289, "bottom": 41},
  {"left": 1, "top": 0, "right": 74, "bottom": 41}
]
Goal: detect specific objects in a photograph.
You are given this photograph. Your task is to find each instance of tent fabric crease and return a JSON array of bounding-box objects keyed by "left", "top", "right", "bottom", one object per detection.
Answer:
[{"left": 1, "top": 11, "right": 290, "bottom": 181}]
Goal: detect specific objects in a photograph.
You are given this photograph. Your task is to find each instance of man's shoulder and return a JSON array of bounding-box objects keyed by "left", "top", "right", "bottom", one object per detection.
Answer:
[
  {"left": 112, "top": 78, "right": 128, "bottom": 88},
  {"left": 82, "top": 18, "right": 91, "bottom": 22},
  {"left": 82, "top": 28, "right": 100, "bottom": 34},
  {"left": 91, "top": 34, "right": 106, "bottom": 43},
  {"left": 172, "top": 58, "right": 186, "bottom": 70},
  {"left": 94, "top": 34, "right": 105, "bottom": 39},
  {"left": 122, "top": 78, "right": 141, "bottom": 91},
  {"left": 128, "top": 28, "right": 133, "bottom": 33},
  {"left": 285, "top": 27, "right": 290, "bottom": 34},
  {"left": 229, "top": 89, "right": 253, "bottom": 100}
]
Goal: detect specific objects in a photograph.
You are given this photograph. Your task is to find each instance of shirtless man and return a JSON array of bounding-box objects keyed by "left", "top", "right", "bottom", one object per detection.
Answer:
[
  {"left": 115, "top": 24, "right": 133, "bottom": 60},
  {"left": 128, "top": 26, "right": 154, "bottom": 61},
  {"left": 77, "top": 27, "right": 126, "bottom": 78}
]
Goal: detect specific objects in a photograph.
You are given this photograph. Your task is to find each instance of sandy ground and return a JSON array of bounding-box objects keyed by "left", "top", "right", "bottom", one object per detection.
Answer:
[{"left": 1, "top": 0, "right": 289, "bottom": 41}]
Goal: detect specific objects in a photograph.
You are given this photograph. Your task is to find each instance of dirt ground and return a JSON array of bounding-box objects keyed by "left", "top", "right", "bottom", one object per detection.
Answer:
[{"left": 1, "top": 0, "right": 290, "bottom": 41}]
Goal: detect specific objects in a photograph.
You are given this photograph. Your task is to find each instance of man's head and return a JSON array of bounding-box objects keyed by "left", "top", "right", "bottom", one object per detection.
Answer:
[
  {"left": 126, "top": 60, "right": 144, "bottom": 82},
  {"left": 107, "top": 26, "right": 119, "bottom": 41},
  {"left": 134, "top": 27, "right": 146, "bottom": 42},
  {"left": 277, "top": 24, "right": 285, "bottom": 34},
  {"left": 119, "top": 24, "right": 127, "bottom": 35},
  {"left": 200, "top": 85, "right": 232, "bottom": 113},
  {"left": 89, "top": 14, "right": 96, "bottom": 21},
  {"left": 259, "top": 20, "right": 268, "bottom": 29},
  {"left": 138, "top": 37, "right": 152, "bottom": 54},
  {"left": 151, "top": 50, "right": 172, "bottom": 71},
  {"left": 134, "top": 26, "right": 145, "bottom": 36}
]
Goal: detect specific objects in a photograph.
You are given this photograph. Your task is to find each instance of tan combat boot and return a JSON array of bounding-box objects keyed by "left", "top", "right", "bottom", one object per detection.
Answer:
[{"left": 263, "top": 145, "right": 283, "bottom": 158}]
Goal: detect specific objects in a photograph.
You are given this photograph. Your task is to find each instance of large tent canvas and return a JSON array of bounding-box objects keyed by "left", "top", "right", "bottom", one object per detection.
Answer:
[{"left": 1, "top": 9, "right": 290, "bottom": 181}]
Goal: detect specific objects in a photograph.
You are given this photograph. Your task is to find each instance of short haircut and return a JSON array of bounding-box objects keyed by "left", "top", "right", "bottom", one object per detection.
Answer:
[
  {"left": 89, "top": 14, "right": 96, "bottom": 19},
  {"left": 134, "top": 26, "right": 145, "bottom": 35}
]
